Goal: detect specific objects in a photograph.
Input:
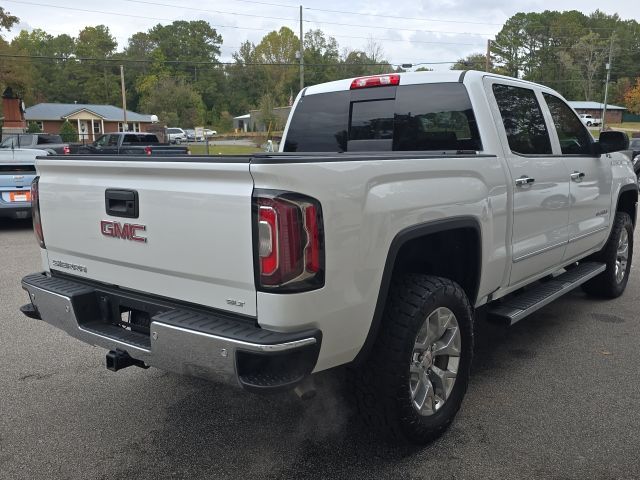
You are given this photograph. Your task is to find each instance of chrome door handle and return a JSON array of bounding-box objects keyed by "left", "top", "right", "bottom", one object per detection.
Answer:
[
  {"left": 570, "top": 171, "right": 586, "bottom": 182},
  {"left": 515, "top": 176, "right": 535, "bottom": 186}
]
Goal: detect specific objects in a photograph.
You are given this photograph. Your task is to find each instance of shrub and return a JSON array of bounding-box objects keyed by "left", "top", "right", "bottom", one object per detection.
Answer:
[{"left": 59, "top": 120, "right": 77, "bottom": 143}]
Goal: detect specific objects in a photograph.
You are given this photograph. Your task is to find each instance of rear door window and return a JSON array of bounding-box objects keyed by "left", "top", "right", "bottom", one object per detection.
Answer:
[{"left": 492, "top": 84, "right": 552, "bottom": 155}]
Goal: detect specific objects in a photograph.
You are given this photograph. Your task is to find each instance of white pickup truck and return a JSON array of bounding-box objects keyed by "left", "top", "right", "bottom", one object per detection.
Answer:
[
  {"left": 20, "top": 71, "right": 637, "bottom": 444},
  {"left": 579, "top": 114, "right": 601, "bottom": 127}
]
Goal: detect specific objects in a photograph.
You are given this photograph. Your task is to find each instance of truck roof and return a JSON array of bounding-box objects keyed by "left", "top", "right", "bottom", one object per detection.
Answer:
[{"left": 303, "top": 70, "right": 551, "bottom": 96}]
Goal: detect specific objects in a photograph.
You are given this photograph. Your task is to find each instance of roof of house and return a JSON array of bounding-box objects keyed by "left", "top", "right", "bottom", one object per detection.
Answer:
[
  {"left": 568, "top": 101, "right": 626, "bottom": 111},
  {"left": 234, "top": 114, "right": 251, "bottom": 120},
  {"left": 25, "top": 103, "right": 154, "bottom": 122}
]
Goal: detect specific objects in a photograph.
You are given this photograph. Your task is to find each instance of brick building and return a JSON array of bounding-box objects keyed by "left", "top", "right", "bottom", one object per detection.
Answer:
[
  {"left": 568, "top": 101, "right": 627, "bottom": 124},
  {"left": 24, "top": 103, "right": 155, "bottom": 142}
]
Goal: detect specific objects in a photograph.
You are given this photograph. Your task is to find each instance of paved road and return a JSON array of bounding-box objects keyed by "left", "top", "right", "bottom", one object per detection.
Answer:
[{"left": 1, "top": 219, "right": 639, "bottom": 479}]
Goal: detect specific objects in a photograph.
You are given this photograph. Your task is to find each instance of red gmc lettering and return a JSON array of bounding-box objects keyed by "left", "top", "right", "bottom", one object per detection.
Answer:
[{"left": 100, "top": 220, "right": 147, "bottom": 243}]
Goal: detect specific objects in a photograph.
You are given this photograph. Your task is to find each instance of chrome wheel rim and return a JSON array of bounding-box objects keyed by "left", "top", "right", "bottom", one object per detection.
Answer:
[
  {"left": 410, "top": 307, "right": 461, "bottom": 416},
  {"left": 615, "top": 229, "right": 629, "bottom": 284}
]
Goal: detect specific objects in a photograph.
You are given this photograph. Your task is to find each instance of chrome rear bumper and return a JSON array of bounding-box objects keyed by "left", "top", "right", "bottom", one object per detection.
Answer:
[{"left": 21, "top": 272, "right": 320, "bottom": 392}]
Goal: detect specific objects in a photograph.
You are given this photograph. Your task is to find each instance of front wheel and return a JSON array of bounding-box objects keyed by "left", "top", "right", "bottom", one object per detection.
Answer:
[
  {"left": 583, "top": 212, "right": 634, "bottom": 298},
  {"left": 351, "top": 274, "right": 473, "bottom": 444}
]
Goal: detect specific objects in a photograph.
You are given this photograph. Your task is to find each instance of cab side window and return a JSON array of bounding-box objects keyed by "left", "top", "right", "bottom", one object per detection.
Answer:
[
  {"left": 543, "top": 93, "right": 593, "bottom": 155},
  {"left": 492, "top": 84, "right": 552, "bottom": 155}
]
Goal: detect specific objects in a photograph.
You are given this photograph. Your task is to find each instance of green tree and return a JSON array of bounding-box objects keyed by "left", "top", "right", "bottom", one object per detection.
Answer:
[
  {"left": 451, "top": 53, "right": 488, "bottom": 71},
  {"left": 73, "top": 25, "right": 120, "bottom": 104},
  {"left": 123, "top": 21, "right": 224, "bottom": 115},
  {"left": 0, "top": 6, "right": 18, "bottom": 33},
  {"left": 254, "top": 27, "right": 300, "bottom": 104},
  {"left": 139, "top": 76, "right": 205, "bottom": 127},
  {"left": 258, "top": 93, "right": 279, "bottom": 132},
  {"left": 59, "top": 120, "right": 77, "bottom": 142},
  {"left": 225, "top": 41, "right": 267, "bottom": 115},
  {"left": 558, "top": 32, "right": 609, "bottom": 100},
  {"left": 303, "top": 29, "right": 340, "bottom": 85},
  {"left": 26, "top": 121, "right": 42, "bottom": 133}
]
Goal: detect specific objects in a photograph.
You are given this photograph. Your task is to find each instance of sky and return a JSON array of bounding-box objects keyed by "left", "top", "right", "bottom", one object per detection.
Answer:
[{"left": 2, "top": 0, "right": 639, "bottom": 70}]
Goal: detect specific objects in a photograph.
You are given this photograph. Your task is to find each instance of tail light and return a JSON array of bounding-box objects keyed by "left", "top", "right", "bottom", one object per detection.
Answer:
[
  {"left": 63, "top": 145, "right": 70, "bottom": 154},
  {"left": 144, "top": 146, "right": 152, "bottom": 156},
  {"left": 350, "top": 74, "right": 400, "bottom": 89},
  {"left": 254, "top": 190, "right": 324, "bottom": 292},
  {"left": 31, "top": 176, "right": 45, "bottom": 248}
]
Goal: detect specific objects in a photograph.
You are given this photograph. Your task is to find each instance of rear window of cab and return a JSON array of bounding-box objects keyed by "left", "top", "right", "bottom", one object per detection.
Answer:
[{"left": 283, "top": 83, "right": 482, "bottom": 153}]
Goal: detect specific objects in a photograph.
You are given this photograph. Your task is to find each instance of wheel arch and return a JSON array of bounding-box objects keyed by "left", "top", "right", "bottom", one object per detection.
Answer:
[
  {"left": 352, "top": 216, "right": 482, "bottom": 364},
  {"left": 616, "top": 183, "right": 638, "bottom": 226}
]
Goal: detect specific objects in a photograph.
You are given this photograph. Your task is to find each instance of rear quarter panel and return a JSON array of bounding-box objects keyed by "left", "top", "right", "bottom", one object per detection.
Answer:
[{"left": 251, "top": 155, "right": 508, "bottom": 371}]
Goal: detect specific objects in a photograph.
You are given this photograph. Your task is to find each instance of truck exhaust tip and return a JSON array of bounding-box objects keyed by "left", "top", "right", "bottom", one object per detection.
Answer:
[{"left": 106, "top": 349, "right": 148, "bottom": 372}]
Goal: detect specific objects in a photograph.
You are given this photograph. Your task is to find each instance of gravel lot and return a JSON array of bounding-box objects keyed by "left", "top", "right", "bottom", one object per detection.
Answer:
[{"left": 1, "top": 219, "right": 639, "bottom": 480}]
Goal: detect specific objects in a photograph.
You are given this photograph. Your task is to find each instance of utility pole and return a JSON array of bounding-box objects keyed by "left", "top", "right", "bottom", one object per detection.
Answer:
[
  {"left": 601, "top": 33, "right": 615, "bottom": 131},
  {"left": 299, "top": 5, "right": 304, "bottom": 91},
  {"left": 485, "top": 39, "right": 491, "bottom": 72},
  {"left": 120, "top": 65, "right": 128, "bottom": 131}
]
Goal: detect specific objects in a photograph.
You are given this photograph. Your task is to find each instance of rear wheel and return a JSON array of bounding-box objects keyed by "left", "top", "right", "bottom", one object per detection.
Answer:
[
  {"left": 583, "top": 212, "right": 633, "bottom": 298},
  {"left": 352, "top": 274, "right": 473, "bottom": 444}
]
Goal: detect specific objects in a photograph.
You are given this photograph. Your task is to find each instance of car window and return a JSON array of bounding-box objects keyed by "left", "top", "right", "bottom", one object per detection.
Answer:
[
  {"left": 492, "top": 84, "right": 552, "bottom": 155},
  {"left": 543, "top": 93, "right": 593, "bottom": 155},
  {"left": 393, "top": 83, "right": 482, "bottom": 152},
  {"left": 142, "top": 134, "right": 159, "bottom": 143},
  {"left": 37, "top": 135, "right": 63, "bottom": 145},
  {"left": 107, "top": 135, "right": 119, "bottom": 146},
  {"left": 284, "top": 83, "right": 482, "bottom": 153},
  {"left": 123, "top": 134, "right": 139, "bottom": 144},
  {"left": 16, "top": 134, "right": 35, "bottom": 146},
  {"left": 284, "top": 90, "right": 350, "bottom": 152},
  {"left": 1, "top": 136, "right": 17, "bottom": 148}
]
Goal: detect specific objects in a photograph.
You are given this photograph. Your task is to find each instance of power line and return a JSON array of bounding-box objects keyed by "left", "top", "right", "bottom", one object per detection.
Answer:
[
  {"left": 331, "top": 34, "right": 481, "bottom": 47},
  {"left": 120, "top": 0, "right": 298, "bottom": 23},
  {"left": 0, "top": 52, "right": 407, "bottom": 66},
  {"left": 304, "top": 7, "right": 503, "bottom": 26},
  {"left": 303, "top": 17, "right": 495, "bottom": 37},
  {"left": 2, "top": 0, "right": 277, "bottom": 32}
]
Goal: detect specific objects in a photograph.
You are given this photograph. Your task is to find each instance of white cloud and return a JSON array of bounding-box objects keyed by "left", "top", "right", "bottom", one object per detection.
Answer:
[{"left": 3, "top": 0, "right": 638, "bottom": 70}]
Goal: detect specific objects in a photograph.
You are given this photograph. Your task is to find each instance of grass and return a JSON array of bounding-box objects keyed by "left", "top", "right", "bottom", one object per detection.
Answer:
[
  {"left": 188, "top": 144, "right": 262, "bottom": 156},
  {"left": 608, "top": 122, "right": 640, "bottom": 131}
]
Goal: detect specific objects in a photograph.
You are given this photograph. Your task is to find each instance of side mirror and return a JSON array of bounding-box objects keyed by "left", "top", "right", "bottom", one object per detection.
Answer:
[{"left": 597, "top": 131, "right": 629, "bottom": 154}]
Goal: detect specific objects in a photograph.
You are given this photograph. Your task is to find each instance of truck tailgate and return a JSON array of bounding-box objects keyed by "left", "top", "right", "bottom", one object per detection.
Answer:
[{"left": 36, "top": 157, "right": 257, "bottom": 316}]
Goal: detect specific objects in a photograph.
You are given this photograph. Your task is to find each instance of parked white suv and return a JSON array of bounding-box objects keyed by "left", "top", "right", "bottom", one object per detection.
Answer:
[
  {"left": 20, "top": 71, "right": 637, "bottom": 444},
  {"left": 166, "top": 127, "right": 186, "bottom": 144}
]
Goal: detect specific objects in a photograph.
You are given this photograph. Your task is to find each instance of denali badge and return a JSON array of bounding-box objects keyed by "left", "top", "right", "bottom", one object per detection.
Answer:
[{"left": 101, "top": 220, "right": 147, "bottom": 243}]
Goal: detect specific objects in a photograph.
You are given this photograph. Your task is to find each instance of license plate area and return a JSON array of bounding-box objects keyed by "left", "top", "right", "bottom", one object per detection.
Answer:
[{"left": 93, "top": 293, "right": 167, "bottom": 338}]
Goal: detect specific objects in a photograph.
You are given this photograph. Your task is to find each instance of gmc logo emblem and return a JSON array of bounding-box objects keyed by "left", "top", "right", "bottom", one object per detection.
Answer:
[{"left": 100, "top": 220, "right": 147, "bottom": 243}]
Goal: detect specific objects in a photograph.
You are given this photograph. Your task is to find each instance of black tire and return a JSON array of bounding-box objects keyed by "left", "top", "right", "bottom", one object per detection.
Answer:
[
  {"left": 582, "top": 212, "right": 633, "bottom": 298},
  {"left": 351, "top": 274, "right": 473, "bottom": 444}
]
